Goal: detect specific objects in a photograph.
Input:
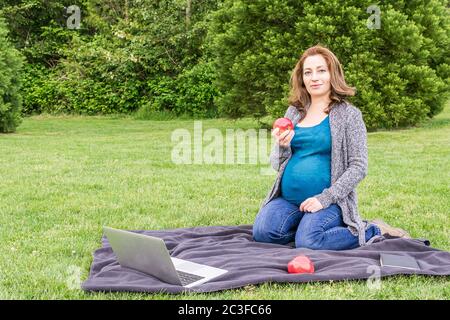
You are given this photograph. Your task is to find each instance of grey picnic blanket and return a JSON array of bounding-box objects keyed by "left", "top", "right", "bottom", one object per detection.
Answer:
[{"left": 82, "top": 225, "right": 450, "bottom": 294}]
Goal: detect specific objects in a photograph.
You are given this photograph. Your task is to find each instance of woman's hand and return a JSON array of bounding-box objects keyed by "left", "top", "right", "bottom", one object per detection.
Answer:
[
  {"left": 272, "top": 127, "right": 295, "bottom": 148},
  {"left": 299, "top": 197, "right": 323, "bottom": 213}
]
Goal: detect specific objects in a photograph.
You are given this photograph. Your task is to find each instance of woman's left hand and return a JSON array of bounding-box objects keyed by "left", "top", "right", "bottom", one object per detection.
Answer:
[{"left": 299, "top": 197, "right": 323, "bottom": 213}]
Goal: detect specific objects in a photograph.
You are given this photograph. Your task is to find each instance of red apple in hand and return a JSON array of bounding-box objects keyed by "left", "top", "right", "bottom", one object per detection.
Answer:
[
  {"left": 287, "top": 255, "right": 315, "bottom": 274},
  {"left": 273, "top": 117, "right": 294, "bottom": 134}
]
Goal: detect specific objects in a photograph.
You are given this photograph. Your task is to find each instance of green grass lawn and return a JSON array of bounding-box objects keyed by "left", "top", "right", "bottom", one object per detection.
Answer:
[{"left": 1, "top": 102, "right": 449, "bottom": 300}]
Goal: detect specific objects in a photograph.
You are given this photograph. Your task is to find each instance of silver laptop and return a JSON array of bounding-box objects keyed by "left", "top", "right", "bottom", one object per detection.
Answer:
[{"left": 103, "top": 226, "right": 228, "bottom": 288}]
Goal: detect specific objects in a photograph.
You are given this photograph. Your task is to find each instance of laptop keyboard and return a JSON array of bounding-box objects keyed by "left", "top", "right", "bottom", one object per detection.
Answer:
[{"left": 176, "top": 270, "right": 205, "bottom": 286}]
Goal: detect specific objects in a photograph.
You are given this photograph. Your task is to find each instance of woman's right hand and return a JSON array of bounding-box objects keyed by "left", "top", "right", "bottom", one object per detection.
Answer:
[{"left": 272, "top": 127, "right": 295, "bottom": 148}]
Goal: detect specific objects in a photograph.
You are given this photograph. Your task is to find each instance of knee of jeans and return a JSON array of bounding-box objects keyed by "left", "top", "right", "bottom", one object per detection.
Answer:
[
  {"left": 252, "top": 202, "right": 278, "bottom": 242},
  {"left": 253, "top": 223, "right": 280, "bottom": 243},
  {"left": 252, "top": 216, "right": 269, "bottom": 242},
  {"left": 253, "top": 219, "right": 290, "bottom": 244},
  {"left": 295, "top": 231, "right": 323, "bottom": 250},
  {"left": 252, "top": 223, "right": 264, "bottom": 242}
]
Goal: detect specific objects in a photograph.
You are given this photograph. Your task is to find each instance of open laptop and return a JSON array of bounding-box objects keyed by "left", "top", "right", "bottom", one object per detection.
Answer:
[{"left": 103, "top": 226, "right": 228, "bottom": 288}]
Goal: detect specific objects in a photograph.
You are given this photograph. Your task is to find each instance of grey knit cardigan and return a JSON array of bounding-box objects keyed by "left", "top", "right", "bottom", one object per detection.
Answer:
[{"left": 260, "top": 100, "right": 371, "bottom": 247}]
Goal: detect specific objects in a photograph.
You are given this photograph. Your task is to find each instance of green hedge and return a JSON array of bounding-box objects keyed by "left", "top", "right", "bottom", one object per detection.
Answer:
[
  {"left": 0, "top": 18, "right": 23, "bottom": 133},
  {"left": 3, "top": 0, "right": 450, "bottom": 129},
  {"left": 16, "top": 0, "right": 222, "bottom": 118}
]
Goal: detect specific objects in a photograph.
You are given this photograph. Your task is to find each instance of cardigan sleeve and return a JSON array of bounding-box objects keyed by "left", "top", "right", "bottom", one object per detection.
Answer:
[
  {"left": 269, "top": 106, "right": 295, "bottom": 171},
  {"left": 269, "top": 144, "right": 291, "bottom": 172},
  {"left": 314, "top": 107, "right": 368, "bottom": 208}
]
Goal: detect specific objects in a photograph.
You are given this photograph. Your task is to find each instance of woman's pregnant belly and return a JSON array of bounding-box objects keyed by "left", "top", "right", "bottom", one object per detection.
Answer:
[{"left": 280, "top": 154, "right": 331, "bottom": 206}]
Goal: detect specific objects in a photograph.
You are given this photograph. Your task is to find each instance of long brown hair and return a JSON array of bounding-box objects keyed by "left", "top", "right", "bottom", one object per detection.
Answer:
[{"left": 288, "top": 44, "right": 356, "bottom": 115}]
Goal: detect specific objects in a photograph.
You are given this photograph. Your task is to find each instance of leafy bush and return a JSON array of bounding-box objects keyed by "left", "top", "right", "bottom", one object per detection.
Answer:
[
  {"left": 0, "top": 18, "right": 24, "bottom": 133},
  {"left": 207, "top": 0, "right": 450, "bottom": 130},
  {"left": 14, "top": 0, "right": 222, "bottom": 117},
  {"left": 174, "top": 60, "right": 220, "bottom": 117},
  {"left": 136, "top": 61, "right": 220, "bottom": 119},
  {"left": 3, "top": 0, "right": 449, "bottom": 129}
]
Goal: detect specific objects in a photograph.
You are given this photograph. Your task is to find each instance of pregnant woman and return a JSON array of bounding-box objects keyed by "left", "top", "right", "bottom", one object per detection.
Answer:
[{"left": 253, "top": 45, "right": 411, "bottom": 250}]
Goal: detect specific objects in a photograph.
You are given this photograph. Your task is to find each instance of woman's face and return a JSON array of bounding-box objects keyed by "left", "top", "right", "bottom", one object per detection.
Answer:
[{"left": 302, "top": 54, "right": 331, "bottom": 99}]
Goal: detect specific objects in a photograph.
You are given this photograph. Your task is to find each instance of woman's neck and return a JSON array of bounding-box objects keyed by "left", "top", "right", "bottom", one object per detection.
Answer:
[{"left": 309, "top": 95, "right": 332, "bottom": 113}]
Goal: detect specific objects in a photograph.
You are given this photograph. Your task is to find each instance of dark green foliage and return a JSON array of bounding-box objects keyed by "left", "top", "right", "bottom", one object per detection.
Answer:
[
  {"left": 0, "top": 0, "right": 449, "bottom": 129},
  {"left": 9, "top": 0, "right": 222, "bottom": 117},
  {"left": 207, "top": 0, "right": 450, "bottom": 130},
  {"left": 0, "top": 0, "right": 87, "bottom": 64},
  {"left": 170, "top": 61, "right": 220, "bottom": 117},
  {"left": 0, "top": 18, "right": 24, "bottom": 133}
]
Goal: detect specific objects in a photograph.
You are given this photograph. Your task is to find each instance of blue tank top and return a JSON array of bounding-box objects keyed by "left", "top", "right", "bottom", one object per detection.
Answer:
[{"left": 280, "top": 115, "right": 332, "bottom": 207}]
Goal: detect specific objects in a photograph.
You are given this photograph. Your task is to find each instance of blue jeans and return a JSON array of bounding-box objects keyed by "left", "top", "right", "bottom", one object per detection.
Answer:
[{"left": 253, "top": 197, "right": 381, "bottom": 250}]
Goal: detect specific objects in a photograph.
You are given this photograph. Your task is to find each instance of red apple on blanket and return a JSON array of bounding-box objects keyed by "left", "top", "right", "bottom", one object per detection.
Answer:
[
  {"left": 273, "top": 117, "right": 294, "bottom": 134},
  {"left": 287, "top": 255, "right": 315, "bottom": 274}
]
